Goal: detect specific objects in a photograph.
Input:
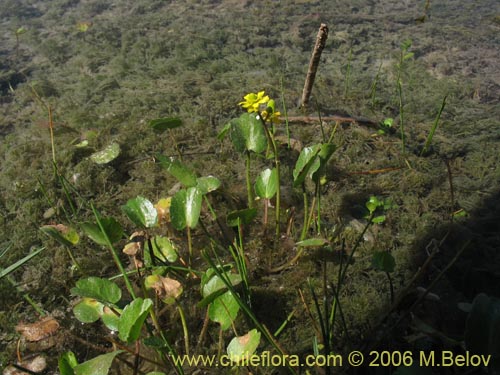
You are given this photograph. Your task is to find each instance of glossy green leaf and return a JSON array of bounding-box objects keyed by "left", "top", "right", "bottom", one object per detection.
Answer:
[
  {"left": 156, "top": 155, "right": 197, "bottom": 187},
  {"left": 293, "top": 145, "right": 321, "bottom": 187},
  {"left": 226, "top": 208, "right": 257, "bottom": 227},
  {"left": 71, "top": 277, "right": 122, "bottom": 304},
  {"left": 254, "top": 168, "right": 278, "bottom": 199},
  {"left": 312, "top": 143, "right": 336, "bottom": 184},
  {"left": 202, "top": 268, "right": 241, "bottom": 298},
  {"left": 372, "top": 215, "right": 386, "bottom": 224},
  {"left": 122, "top": 196, "right": 158, "bottom": 228},
  {"left": 230, "top": 112, "right": 267, "bottom": 154},
  {"left": 372, "top": 251, "right": 396, "bottom": 273},
  {"left": 145, "top": 236, "right": 178, "bottom": 264},
  {"left": 196, "top": 176, "right": 221, "bottom": 194},
  {"left": 101, "top": 306, "right": 121, "bottom": 332},
  {"left": 40, "top": 224, "right": 80, "bottom": 247},
  {"left": 90, "top": 142, "right": 120, "bottom": 164},
  {"left": 73, "top": 298, "right": 103, "bottom": 323},
  {"left": 208, "top": 291, "right": 240, "bottom": 330},
  {"left": 74, "top": 351, "right": 123, "bottom": 375},
  {"left": 58, "top": 351, "right": 78, "bottom": 375},
  {"left": 118, "top": 298, "right": 153, "bottom": 343},
  {"left": 227, "top": 329, "right": 261, "bottom": 363},
  {"left": 170, "top": 187, "right": 202, "bottom": 230},
  {"left": 81, "top": 217, "right": 123, "bottom": 246},
  {"left": 149, "top": 117, "right": 182, "bottom": 133}
]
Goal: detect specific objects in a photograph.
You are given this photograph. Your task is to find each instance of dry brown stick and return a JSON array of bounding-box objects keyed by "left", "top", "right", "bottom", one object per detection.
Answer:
[{"left": 300, "top": 23, "right": 329, "bottom": 109}]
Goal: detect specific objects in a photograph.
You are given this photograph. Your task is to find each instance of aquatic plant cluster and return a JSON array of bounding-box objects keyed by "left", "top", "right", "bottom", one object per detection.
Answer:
[{"left": 1, "top": 0, "right": 500, "bottom": 374}]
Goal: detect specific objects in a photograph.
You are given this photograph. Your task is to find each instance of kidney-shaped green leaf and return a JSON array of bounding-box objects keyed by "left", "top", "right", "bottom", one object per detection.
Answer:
[
  {"left": 71, "top": 277, "right": 122, "bottom": 304},
  {"left": 118, "top": 298, "right": 153, "bottom": 343},
  {"left": 227, "top": 329, "right": 261, "bottom": 363},
  {"left": 209, "top": 291, "right": 240, "bottom": 330},
  {"left": 230, "top": 113, "right": 267, "bottom": 154},
  {"left": 122, "top": 196, "right": 158, "bottom": 228},
  {"left": 170, "top": 187, "right": 202, "bottom": 230},
  {"left": 254, "top": 168, "right": 278, "bottom": 199},
  {"left": 196, "top": 176, "right": 221, "bottom": 194},
  {"left": 156, "top": 155, "right": 197, "bottom": 187},
  {"left": 81, "top": 217, "right": 123, "bottom": 246}
]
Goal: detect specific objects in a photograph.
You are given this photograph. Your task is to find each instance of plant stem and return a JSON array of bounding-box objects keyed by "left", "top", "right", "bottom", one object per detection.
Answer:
[
  {"left": 177, "top": 303, "right": 190, "bottom": 355},
  {"left": 245, "top": 151, "right": 254, "bottom": 208},
  {"left": 91, "top": 203, "right": 136, "bottom": 299},
  {"left": 420, "top": 94, "right": 447, "bottom": 156},
  {"left": 397, "top": 79, "right": 405, "bottom": 155}
]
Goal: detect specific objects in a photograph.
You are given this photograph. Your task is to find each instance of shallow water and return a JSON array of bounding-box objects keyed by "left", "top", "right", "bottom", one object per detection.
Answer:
[{"left": 0, "top": 0, "right": 499, "bottom": 373}]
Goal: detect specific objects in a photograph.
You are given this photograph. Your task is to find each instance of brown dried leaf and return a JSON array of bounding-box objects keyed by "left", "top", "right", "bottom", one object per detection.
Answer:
[{"left": 15, "top": 317, "right": 59, "bottom": 342}]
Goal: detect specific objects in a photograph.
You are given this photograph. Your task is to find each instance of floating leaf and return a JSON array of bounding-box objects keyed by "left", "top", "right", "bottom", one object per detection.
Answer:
[
  {"left": 156, "top": 155, "right": 197, "bottom": 187},
  {"left": 40, "top": 224, "right": 80, "bottom": 247},
  {"left": 81, "top": 217, "right": 123, "bottom": 246},
  {"left": 122, "top": 196, "right": 158, "bottom": 228},
  {"left": 118, "top": 298, "right": 153, "bottom": 343},
  {"left": 71, "top": 277, "right": 122, "bottom": 304},
  {"left": 170, "top": 187, "right": 202, "bottom": 230},
  {"left": 74, "top": 351, "right": 123, "bottom": 375},
  {"left": 209, "top": 291, "right": 240, "bottom": 330},
  {"left": 372, "top": 251, "right": 396, "bottom": 273},
  {"left": 196, "top": 176, "right": 221, "bottom": 194},
  {"left": 226, "top": 208, "right": 257, "bottom": 227},
  {"left": 202, "top": 268, "right": 241, "bottom": 298},
  {"left": 230, "top": 113, "right": 267, "bottom": 154},
  {"left": 90, "top": 142, "right": 120, "bottom": 164},
  {"left": 254, "top": 168, "right": 278, "bottom": 199},
  {"left": 149, "top": 117, "right": 182, "bottom": 133},
  {"left": 227, "top": 329, "right": 261, "bottom": 363},
  {"left": 73, "top": 298, "right": 103, "bottom": 323}
]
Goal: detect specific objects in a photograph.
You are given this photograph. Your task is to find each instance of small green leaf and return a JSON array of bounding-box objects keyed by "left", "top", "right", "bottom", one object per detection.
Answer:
[
  {"left": 196, "top": 176, "right": 221, "bottom": 194},
  {"left": 372, "top": 251, "right": 396, "bottom": 273},
  {"left": 71, "top": 277, "right": 122, "bottom": 304},
  {"left": 208, "top": 291, "right": 240, "bottom": 330},
  {"left": 101, "top": 306, "right": 121, "bottom": 332},
  {"left": 81, "top": 217, "right": 123, "bottom": 246},
  {"left": 226, "top": 208, "right": 257, "bottom": 227},
  {"left": 230, "top": 113, "right": 267, "bottom": 154},
  {"left": 74, "top": 351, "right": 123, "bottom": 375},
  {"left": 118, "top": 298, "right": 153, "bottom": 343},
  {"left": 254, "top": 168, "right": 278, "bottom": 199},
  {"left": 372, "top": 215, "right": 386, "bottom": 224},
  {"left": 59, "top": 351, "right": 78, "bottom": 375},
  {"left": 156, "top": 155, "right": 197, "bottom": 187},
  {"left": 122, "top": 196, "right": 158, "bottom": 228},
  {"left": 293, "top": 145, "right": 321, "bottom": 187},
  {"left": 227, "top": 329, "right": 261, "bottom": 363},
  {"left": 146, "top": 236, "right": 178, "bottom": 264},
  {"left": 170, "top": 187, "right": 202, "bottom": 230},
  {"left": 73, "top": 298, "right": 103, "bottom": 323},
  {"left": 40, "top": 224, "right": 80, "bottom": 247},
  {"left": 217, "top": 122, "right": 232, "bottom": 141},
  {"left": 149, "top": 117, "right": 182, "bottom": 133},
  {"left": 296, "top": 238, "right": 328, "bottom": 247},
  {"left": 202, "top": 268, "right": 241, "bottom": 298},
  {"left": 90, "top": 142, "right": 120, "bottom": 164}
]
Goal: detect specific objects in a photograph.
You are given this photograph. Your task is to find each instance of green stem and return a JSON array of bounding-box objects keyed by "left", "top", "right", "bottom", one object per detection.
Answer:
[
  {"left": 91, "top": 203, "right": 136, "bottom": 299},
  {"left": 177, "top": 303, "right": 190, "bottom": 355},
  {"left": 245, "top": 151, "right": 254, "bottom": 208}
]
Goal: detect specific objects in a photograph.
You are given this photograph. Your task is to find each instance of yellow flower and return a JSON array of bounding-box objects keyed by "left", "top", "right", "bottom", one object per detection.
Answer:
[
  {"left": 261, "top": 110, "right": 281, "bottom": 124},
  {"left": 239, "top": 91, "right": 270, "bottom": 113}
]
